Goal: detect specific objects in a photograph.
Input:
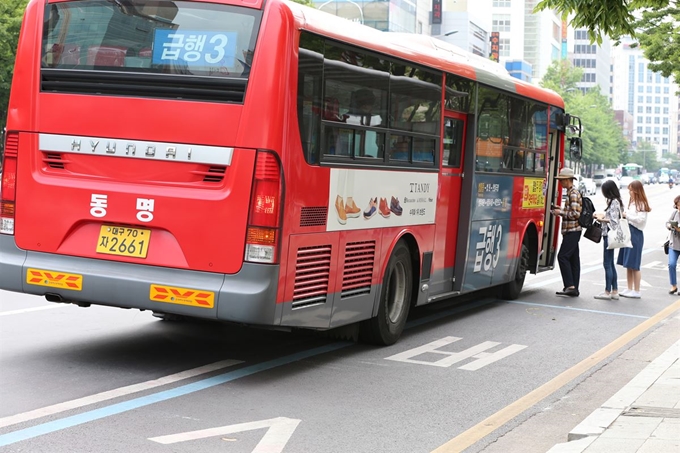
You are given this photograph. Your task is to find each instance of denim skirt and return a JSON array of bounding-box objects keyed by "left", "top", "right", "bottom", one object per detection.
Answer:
[{"left": 617, "top": 225, "right": 643, "bottom": 270}]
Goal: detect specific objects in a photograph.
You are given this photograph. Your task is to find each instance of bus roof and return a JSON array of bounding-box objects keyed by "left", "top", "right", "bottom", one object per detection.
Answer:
[{"left": 284, "top": 0, "right": 564, "bottom": 108}]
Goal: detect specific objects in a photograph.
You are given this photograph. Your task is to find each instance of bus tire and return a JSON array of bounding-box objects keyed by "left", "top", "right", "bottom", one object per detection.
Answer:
[
  {"left": 501, "top": 241, "right": 529, "bottom": 300},
  {"left": 360, "top": 241, "right": 412, "bottom": 346}
]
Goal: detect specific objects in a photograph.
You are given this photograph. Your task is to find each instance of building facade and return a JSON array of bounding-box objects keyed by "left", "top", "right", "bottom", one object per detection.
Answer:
[
  {"left": 612, "top": 37, "right": 679, "bottom": 158},
  {"left": 568, "top": 28, "right": 612, "bottom": 97}
]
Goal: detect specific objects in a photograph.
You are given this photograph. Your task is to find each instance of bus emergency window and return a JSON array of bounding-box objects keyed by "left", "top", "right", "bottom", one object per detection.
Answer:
[
  {"left": 322, "top": 43, "right": 389, "bottom": 127},
  {"left": 390, "top": 64, "right": 442, "bottom": 134},
  {"left": 296, "top": 32, "right": 441, "bottom": 168},
  {"left": 42, "top": 1, "right": 260, "bottom": 76}
]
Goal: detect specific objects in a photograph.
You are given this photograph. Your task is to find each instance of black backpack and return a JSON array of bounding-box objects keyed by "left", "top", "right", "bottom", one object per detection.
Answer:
[{"left": 579, "top": 195, "right": 595, "bottom": 229}]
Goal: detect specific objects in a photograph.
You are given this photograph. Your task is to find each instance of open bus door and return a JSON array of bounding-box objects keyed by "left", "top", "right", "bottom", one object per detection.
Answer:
[{"left": 539, "top": 112, "right": 581, "bottom": 271}]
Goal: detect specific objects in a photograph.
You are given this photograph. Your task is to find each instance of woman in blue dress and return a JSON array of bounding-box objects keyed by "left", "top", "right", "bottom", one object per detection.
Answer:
[{"left": 617, "top": 180, "right": 650, "bottom": 299}]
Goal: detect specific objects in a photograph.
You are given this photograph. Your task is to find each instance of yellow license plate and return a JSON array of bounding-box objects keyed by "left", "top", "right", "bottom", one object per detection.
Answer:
[{"left": 96, "top": 225, "right": 151, "bottom": 258}]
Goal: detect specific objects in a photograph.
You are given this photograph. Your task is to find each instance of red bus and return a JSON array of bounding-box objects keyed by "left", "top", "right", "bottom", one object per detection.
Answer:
[{"left": 0, "top": 0, "right": 574, "bottom": 345}]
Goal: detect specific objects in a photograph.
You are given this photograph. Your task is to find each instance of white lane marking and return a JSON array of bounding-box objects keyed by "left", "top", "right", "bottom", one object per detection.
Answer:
[
  {"left": 0, "top": 360, "right": 243, "bottom": 429},
  {"left": 643, "top": 261, "right": 668, "bottom": 271},
  {"left": 385, "top": 336, "right": 527, "bottom": 370},
  {"left": 149, "top": 417, "right": 301, "bottom": 453},
  {"left": 0, "top": 305, "right": 63, "bottom": 316}
]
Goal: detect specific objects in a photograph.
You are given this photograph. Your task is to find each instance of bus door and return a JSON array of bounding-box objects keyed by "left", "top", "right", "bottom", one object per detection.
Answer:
[
  {"left": 539, "top": 128, "right": 562, "bottom": 270},
  {"left": 430, "top": 113, "right": 466, "bottom": 294}
]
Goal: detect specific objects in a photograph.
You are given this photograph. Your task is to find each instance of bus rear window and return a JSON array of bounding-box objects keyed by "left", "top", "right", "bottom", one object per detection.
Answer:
[{"left": 41, "top": 0, "right": 262, "bottom": 102}]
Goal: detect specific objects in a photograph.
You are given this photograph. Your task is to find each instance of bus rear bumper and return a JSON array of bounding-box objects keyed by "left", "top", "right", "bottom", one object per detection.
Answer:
[{"left": 0, "top": 235, "right": 282, "bottom": 325}]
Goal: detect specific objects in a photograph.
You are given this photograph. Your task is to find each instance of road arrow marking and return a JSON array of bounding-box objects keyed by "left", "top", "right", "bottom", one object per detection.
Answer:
[{"left": 149, "top": 417, "right": 301, "bottom": 452}]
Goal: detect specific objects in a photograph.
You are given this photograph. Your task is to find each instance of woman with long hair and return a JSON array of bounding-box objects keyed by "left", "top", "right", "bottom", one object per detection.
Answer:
[
  {"left": 617, "top": 180, "right": 650, "bottom": 298},
  {"left": 594, "top": 180, "right": 624, "bottom": 300},
  {"left": 666, "top": 195, "right": 680, "bottom": 294}
]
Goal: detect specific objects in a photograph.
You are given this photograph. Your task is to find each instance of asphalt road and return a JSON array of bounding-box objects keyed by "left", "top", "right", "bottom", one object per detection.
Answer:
[{"left": 1, "top": 182, "right": 679, "bottom": 453}]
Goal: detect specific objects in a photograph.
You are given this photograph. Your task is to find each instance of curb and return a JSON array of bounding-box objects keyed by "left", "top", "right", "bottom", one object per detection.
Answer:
[{"left": 547, "top": 338, "right": 680, "bottom": 453}]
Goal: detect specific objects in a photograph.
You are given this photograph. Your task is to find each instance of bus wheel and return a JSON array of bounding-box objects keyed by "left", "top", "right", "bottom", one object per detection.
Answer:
[
  {"left": 360, "top": 242, "right": 412, "bottom": 345},
  {"left": 501, "top": 242, "right": 529, "bottom": 300}
]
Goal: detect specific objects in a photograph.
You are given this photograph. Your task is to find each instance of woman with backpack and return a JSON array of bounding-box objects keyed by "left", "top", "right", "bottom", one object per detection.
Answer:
[
  {"left": 593, "top": 180, "right": 623, "bottom": 300},
  {"left": 617, "top": 180, "right": 650, "bottom": 298}
]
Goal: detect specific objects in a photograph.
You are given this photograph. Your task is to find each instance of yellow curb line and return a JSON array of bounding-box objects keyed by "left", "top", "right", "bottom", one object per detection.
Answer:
[{"left": 431, "top": 299, "right": 680, "bottom": 453}]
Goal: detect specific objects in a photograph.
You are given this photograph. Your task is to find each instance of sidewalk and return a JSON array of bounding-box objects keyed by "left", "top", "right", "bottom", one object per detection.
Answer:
[{"left": 547, "top": 338, "right": 680, "bottom": 453}]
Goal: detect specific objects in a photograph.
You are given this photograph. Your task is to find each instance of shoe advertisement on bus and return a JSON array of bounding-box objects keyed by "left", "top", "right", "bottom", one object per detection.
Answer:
[{"left": 327, "top": 168, "right": 437, "bottom": 231}]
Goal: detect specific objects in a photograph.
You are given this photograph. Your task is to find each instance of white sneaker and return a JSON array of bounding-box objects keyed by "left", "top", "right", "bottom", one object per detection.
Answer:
[
  {"left": 620, "top": 289, "right": 632, "bottom": 297},
  {"left": 611, "top": 292, "right": 620, "bottom": 300},
  {"left": 627, "top": 291, "right": 641, "bottom": 299},
  {"left": 594, "top": 292, "right": 611, "bottom": 300}
]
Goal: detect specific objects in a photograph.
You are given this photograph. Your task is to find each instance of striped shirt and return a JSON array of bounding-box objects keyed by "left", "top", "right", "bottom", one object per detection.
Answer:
[{"left": 560, "top": 186, "right": 582, "bottom": 233}]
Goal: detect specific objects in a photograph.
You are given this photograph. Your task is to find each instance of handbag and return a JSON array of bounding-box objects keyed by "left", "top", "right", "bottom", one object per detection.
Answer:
[
  {"left": 584, "top": 221, "right": 602, "bottom": 243},
  {"left": 664, "top": 240, "right": 670, "bottom": 255},
  {"left": 607, "top": 218, "right": 633, "bottom": 249}
]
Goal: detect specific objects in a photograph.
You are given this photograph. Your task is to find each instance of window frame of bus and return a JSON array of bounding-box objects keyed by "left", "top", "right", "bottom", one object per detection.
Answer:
[
  {"left": 474, "top": 84, "right": 548, "bottom": 176},
  {"left": 297, "top": 32, "right": 441, "bottom": 170}
]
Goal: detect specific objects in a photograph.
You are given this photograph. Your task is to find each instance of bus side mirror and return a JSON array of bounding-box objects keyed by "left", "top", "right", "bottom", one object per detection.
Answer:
[{"left": 569, "top": 137, "right": 582, "bottom": 161}]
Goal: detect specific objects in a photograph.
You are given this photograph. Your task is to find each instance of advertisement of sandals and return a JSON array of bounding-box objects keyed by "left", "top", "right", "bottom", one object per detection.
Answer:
[{"left": 327, "top": 168, "right": 437, "bottom": 231}]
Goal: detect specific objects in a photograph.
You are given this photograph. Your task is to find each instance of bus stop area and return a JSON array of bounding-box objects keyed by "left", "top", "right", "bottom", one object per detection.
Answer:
[{"left": 548, "top": 338, "right": 679, "bottom": 453}]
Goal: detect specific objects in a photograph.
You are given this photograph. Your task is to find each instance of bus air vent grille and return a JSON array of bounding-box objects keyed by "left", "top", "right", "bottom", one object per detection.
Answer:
[
  {"left": 43, "top": 153, "right": 66, "bottom": 169},
  {"left": 202, "top": 166, "right": 226, "bottom": 183},
  {"left": 292, "top": 245, "right": 331, "bottom": 308},
  {"left": 341, "top": 241, "right": 375, "bottom": 298},
  {"left": 300, "top": 207, "right": 328, "bottom": 227}
]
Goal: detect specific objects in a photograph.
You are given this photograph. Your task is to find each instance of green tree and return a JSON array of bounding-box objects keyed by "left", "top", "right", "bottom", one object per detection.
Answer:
[
  {"left": 534, "top": 0, "right": 670, "bottom": 43},
  {"left": 632, "top": 5, "right": 680, "bottom": 83},
  {"left": 290, "top": 0, "right": 314, "bottom": 5},
  {"left": 539, "top": 60, "right": 627, "bottom": 170},
  {"left": 0, "top": 0, "right": 28, "bottom": 129},
  {"left": 629, "top": 140, "right": 660, "bottom": 173},
  {"left": 538, "top": 59, "right": 582, "bottom": 94},
  {"left": 535, "top": 1, "right": 680, "bottom": 85}
]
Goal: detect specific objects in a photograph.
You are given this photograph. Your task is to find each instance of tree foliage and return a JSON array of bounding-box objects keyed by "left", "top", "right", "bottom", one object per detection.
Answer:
[
  {"left": 540, "top": 60, "right": 628, "bottom": 170},
  {"left": 628, "top": 140, "right": 661, "bottom": 173},
  {"left": 535, "top": 1, "right": 679, "bottom": 89},
  {"left": 0, "top": 0, "right": 27, "bottom": 128},
  {"left": 534, "top": 0, "right": 671, "bottom": 43},
  {"left": 633, "top": 4, "right": 680, "bottom": 84}
]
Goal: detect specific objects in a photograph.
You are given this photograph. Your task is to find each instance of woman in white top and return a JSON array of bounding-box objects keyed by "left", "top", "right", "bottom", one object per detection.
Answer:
[{"left": 617, "top": 180, "right": 650, "bottom": 298}]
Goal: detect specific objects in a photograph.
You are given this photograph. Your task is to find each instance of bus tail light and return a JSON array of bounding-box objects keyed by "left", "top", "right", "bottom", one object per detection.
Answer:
[
  {"left": 0, "top": 131, "right": 18, "bottom": 235},
  {"left": 245, "top": 150, "right": 283, "bottom": 264}
]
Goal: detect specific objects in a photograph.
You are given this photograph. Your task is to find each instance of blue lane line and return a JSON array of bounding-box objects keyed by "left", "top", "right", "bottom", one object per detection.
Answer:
[
  {"left": 0, "top": 269, "right": 654, "bottom": 447},
  {"left": 506, "top": 300, "right": 650, "bottom": 319},
  {"left": 0, "top": 297, "right": 497, "bottom": 447},
  {"left": 0, "top": 343, "right": 351, "bottom": 447}
]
